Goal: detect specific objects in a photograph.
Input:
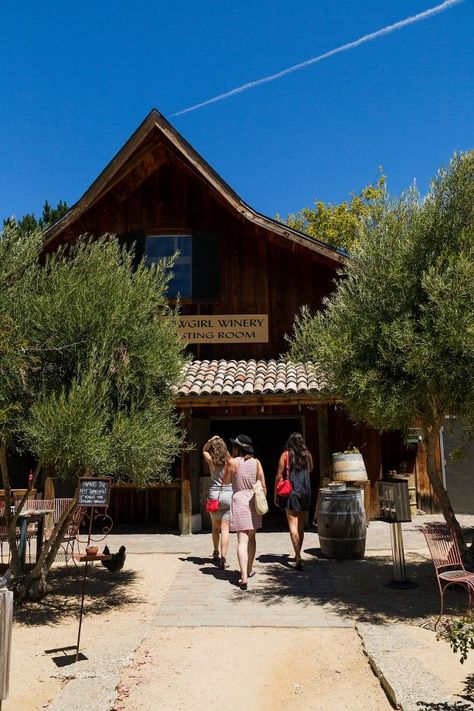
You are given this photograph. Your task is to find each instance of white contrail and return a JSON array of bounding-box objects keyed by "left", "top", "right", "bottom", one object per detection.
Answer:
[{"left": 171, "top": 0, "right": 463, "bottom": 117}]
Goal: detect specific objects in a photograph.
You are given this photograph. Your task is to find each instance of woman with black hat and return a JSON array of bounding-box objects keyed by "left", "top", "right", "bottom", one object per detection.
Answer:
[{"left": 227, "top": 434, "right": 266, "bottom": 590}]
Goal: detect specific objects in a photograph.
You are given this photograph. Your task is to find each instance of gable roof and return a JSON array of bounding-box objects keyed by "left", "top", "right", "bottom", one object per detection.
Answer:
[{"left": 43, "top": 108, "right": 347, "bottom": 265}]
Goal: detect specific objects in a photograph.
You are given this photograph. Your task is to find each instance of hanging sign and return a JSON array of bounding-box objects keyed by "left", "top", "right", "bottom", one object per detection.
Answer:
[
  {"left": 178, "top": 314, "right": 269, "bottom": 344},
  {"left": 77, "top": 477, "right": 111, "bottom": 508}
]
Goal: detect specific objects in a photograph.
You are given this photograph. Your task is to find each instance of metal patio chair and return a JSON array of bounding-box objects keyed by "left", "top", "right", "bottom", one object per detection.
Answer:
[
  {"left": 57, "top": 506, "right": 85, "bottom": 565},
  {"left": 421, "top": 523, "right": 474, "bottom": 628},
  {"left": 0, "top": 514, "right": 21, "bottom": 565}
]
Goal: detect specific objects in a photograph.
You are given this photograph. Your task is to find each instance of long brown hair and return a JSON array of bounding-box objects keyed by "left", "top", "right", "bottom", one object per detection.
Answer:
[
  {"left": 209, "top": 437, "right": 230, "bottom": 467},
  {"left": 285, "top": 432, "right": 311, "bottom": 472}
]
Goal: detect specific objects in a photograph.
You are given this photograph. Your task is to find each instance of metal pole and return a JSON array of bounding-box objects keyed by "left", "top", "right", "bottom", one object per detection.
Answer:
[
  {"left": 75, "top": 507, "right": 94, "bottom": 662},
  {"left": 385, "top": 521, "right": 418, "bottom": 589},
  {"left": 390, "top": 522, "right": 406, "bottom": 582},
  {"left": 75, "top": 560, "right": 88, "bottom": 662}
]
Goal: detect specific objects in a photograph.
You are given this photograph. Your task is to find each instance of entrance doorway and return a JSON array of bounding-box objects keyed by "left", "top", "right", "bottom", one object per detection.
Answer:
[{"left": 209, "top": 417, "right": 303, "bottom": 528}]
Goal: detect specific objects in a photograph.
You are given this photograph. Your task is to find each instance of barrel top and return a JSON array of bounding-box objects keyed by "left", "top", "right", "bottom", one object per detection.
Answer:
[{"left": 319, "top": 488, "right": 362, "bottom": 497}]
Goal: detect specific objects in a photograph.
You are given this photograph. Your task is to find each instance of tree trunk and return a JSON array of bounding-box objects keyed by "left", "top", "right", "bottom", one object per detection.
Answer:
[
  {"left": 424, "top": 425, "right": 467, "bottom": 556},
  {"left": 0, "top": 443, "right": 20, "bottom": 574},
  {"left": 13, "top": 498, "right": 78, "bottom": 602},
  {"left": 31, "top": 497, "right": 77, "bottom": 578}
]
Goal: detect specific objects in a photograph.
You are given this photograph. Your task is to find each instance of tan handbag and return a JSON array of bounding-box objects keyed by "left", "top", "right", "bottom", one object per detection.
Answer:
[{"left": 253, "top": 479, "right": 269, "bottom": 515}]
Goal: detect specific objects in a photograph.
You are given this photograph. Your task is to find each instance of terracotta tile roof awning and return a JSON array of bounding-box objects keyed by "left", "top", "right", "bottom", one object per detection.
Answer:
[{"left": 176, "top": 359, "right": 325, "bottom": 399}]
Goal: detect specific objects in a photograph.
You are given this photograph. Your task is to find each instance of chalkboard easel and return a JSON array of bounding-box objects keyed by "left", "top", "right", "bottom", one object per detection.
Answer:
[
  {"left": 74, "top": 477, "right": 112, "bottom": 661},
  {"left": 77, "top": 477, "right": 111, "bottom": 508}
]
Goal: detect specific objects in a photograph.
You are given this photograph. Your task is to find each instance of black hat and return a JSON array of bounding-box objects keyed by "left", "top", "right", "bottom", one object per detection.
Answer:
[{"left": 230, "top": 434, "right": 254, "bottom": 455}]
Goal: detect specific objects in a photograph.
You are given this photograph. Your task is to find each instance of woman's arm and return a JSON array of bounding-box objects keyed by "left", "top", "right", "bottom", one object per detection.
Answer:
[
  {"left": 222, "top": 457, "right": 235, "bottom": 484},
  {"left": 202, "top": 436, "right": 219, "bottom": 454},
  {"left": 256, "top": 459, "right": 267, "bottom": 496},
  {"left": 274, "top": 452, "right": 286, "bottom": 504}
]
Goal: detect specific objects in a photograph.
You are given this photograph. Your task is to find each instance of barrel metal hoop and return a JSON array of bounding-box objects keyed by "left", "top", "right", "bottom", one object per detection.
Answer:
[
  {"left": 318, "top": 535, "right": 366, "bottom": 541},
  {"left": 319, "top": 511, "right": 364, "bottom": 516}
]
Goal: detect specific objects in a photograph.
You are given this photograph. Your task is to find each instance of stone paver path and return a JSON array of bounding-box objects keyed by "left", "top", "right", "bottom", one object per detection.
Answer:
[{"left": 150, "top": 531, "right": 351, "bottom": 628}]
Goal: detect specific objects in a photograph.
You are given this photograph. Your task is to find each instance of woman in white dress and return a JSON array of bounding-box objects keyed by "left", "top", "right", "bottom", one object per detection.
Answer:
[{"left": 203, "top": 436, "right": 236, "bottom": 569}]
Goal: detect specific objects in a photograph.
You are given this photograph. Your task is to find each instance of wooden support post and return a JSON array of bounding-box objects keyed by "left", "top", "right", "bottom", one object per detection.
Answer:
[
  {"left": 180, "top": 412, "right": 193, "bottom": 536},
  {"left": 314, "top": 405, "right": 331, "bottom": 526},
  {"left": 317, "top": 405, "right": 331, "bottom": 486}
]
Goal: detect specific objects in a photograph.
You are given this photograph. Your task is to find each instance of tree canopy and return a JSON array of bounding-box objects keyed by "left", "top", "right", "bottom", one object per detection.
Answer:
[
  {"left": 289, "top": 152, "right": 474, "bottom": 549},
  {"left": 278, "top": 173, "right": 385, "bottom": 253},
  {"left": 0, "top": 225, "right": 186, "bottom": 595},
  {"left": 3, "top": 199, "right": 69, "bottom": 236}
]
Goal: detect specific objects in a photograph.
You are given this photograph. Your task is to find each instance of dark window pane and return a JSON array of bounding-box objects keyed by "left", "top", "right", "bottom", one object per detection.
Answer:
[{"left": 145, "top": 235, "right": 192, "bottom": 299}]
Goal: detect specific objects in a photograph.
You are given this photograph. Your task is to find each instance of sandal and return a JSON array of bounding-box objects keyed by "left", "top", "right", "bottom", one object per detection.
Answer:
[
  {"left": 219, "top": 558, "right": 229, "bottom": 569},
  {"left": 295, "top": 560, "right": 304, "bottom": 571},
  {"left": 238, "top": 580, "right": 248, "bottom": 591},
  {"left": 211, "top": 550, "right": 219, "bottom": 561}
]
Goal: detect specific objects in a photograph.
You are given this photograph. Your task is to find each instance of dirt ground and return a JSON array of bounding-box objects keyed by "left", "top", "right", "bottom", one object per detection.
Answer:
[
  {"left": 115, "top": 627, "right": 390, "bottom": 711},
  {"left": 6, "top": 543, "right": 471, "bottom": 710},
  {"left": 5, "top": 553, "right": 181, "bottom": 711}
]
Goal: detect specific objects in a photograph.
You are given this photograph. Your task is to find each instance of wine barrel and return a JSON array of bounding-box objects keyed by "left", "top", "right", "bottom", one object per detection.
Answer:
[
  {"left": 317, "top": 488, "right": 367, "bottom": 559},
  {"left": 332, "top": 452, "right": 368, "bottom": 482}
]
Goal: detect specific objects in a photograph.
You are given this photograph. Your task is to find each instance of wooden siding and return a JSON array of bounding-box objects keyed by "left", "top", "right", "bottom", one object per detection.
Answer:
[{"left": 47, "top": 135, "right": 338, "bottom": 360}]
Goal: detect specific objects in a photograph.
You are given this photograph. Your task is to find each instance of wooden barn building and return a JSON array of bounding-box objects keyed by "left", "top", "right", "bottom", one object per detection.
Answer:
[{"left": 44, "top": 109, "right": 438, "bottom": 533}]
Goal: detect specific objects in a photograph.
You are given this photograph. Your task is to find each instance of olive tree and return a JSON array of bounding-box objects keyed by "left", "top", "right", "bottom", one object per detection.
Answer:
[
  {"left": 0, "top": 225, "right": 186, "bottom": 599},
  {"left": 289, "top": 152, "right": 474, "bottom": 553}
]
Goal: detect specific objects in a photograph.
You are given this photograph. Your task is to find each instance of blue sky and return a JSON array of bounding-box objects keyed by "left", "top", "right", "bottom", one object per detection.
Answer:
[{"left": 0, "top": 1, "right": 472, "bottom": 223}]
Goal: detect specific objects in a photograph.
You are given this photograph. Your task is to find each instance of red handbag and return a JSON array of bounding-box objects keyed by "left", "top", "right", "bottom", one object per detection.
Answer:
[
  {"left": 205, "top": 498, "right": 219, "bottom": 512},
  {"left": 276, "top": 451, "right": 293, "bottom": 498},
  {"left": 206, "top": 461, "right": 228, "bottom": 512}
]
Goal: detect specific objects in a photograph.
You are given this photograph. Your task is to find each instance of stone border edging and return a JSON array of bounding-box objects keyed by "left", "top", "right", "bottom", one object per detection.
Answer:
[{"left": 355, "top": 622, "right": 399, "bottom": 710}]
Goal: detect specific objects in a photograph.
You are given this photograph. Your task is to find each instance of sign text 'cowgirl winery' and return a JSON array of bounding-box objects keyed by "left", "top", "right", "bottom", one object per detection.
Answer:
[{"left": 179, "top": 314, "right": 269, "bottom": 343}]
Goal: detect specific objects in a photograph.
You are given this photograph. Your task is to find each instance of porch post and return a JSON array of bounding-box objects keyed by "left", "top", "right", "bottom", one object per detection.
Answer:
[
  {"left": 314, "top": 405, "right": 331, "bottom": 526},
  {"left": 180, "top": 411, "right": 193, "bottom": 535},
  {"left": 317, "top": 405, "right": 331, "bottom": 487}
]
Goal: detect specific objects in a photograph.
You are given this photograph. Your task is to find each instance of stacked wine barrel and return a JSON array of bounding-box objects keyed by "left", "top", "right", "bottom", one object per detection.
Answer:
[{"left": 317, "top": 452, "right": 368, "bottom": 560}]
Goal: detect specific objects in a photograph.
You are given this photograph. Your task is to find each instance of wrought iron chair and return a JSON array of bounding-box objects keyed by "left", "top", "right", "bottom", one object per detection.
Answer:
[
  {"left": 421, "top": 523, "right": 474, "bottom": 628},
  {"left": 0, "top": 513, "right": 21, "bottom": 564},
  {"left": 57, "top": 506, "right": 85, "bottom": 565}
]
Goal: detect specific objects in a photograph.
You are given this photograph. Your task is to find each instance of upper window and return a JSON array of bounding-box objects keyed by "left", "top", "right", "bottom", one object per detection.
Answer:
[{"left": 145, "top": 235, "right": 192, "bottom": 300}]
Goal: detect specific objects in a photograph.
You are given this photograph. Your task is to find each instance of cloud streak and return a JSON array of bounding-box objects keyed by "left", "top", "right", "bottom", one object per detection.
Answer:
[{"left": 171, "top": 0, "right": 463, "bottom": 117}]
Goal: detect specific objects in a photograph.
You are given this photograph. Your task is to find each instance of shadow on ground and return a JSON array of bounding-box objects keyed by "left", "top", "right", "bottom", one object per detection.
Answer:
[
  {"left": 239, "top": 550, "right": 473, "bottom": 626},
  {"left": 13, "top": 565, "right": 142, "bottom": 626}
]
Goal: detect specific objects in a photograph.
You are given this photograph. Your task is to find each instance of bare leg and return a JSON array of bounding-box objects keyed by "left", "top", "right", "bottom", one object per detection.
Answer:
[
  {"left": 220, "top": 519, "right": 230, "bottom": 561},
  {"left": 286, "top": 510, "right": 301, "bottom": 563},
  {"left": 247, "top": 530, "right": 256, "bottom": 577},
  {"left": 237, "top": 531, "right": 249, "bottom": 584},
  {"left": 211, "top": 516, "right": 221, "bottom": 555},
  {"left": 297, "top": 513, "right": 305, "bottom": 554}
]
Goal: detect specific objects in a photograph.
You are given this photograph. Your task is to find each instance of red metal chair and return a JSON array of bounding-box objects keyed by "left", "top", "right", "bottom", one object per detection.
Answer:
[
  {"left": 421, "top": 523, "right": 474, "bottom": 628},
  {"left": 57, "top": 506, "right": 85, "bottom": 565}
]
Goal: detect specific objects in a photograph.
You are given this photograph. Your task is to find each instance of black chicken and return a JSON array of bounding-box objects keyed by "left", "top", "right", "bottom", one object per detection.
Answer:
[{"left": 101, "top": 545, "right": 126, "bottom": 572}]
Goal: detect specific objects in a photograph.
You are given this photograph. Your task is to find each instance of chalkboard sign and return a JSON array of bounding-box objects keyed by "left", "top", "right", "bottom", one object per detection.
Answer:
[{"left": 77, "top": 478, "right": 111, "bottom": 508}]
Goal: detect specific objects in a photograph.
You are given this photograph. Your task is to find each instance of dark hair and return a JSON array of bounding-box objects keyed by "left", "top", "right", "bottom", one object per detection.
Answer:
[{"left": 285, "top": 432, "right": 311, "bottom": 472}]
